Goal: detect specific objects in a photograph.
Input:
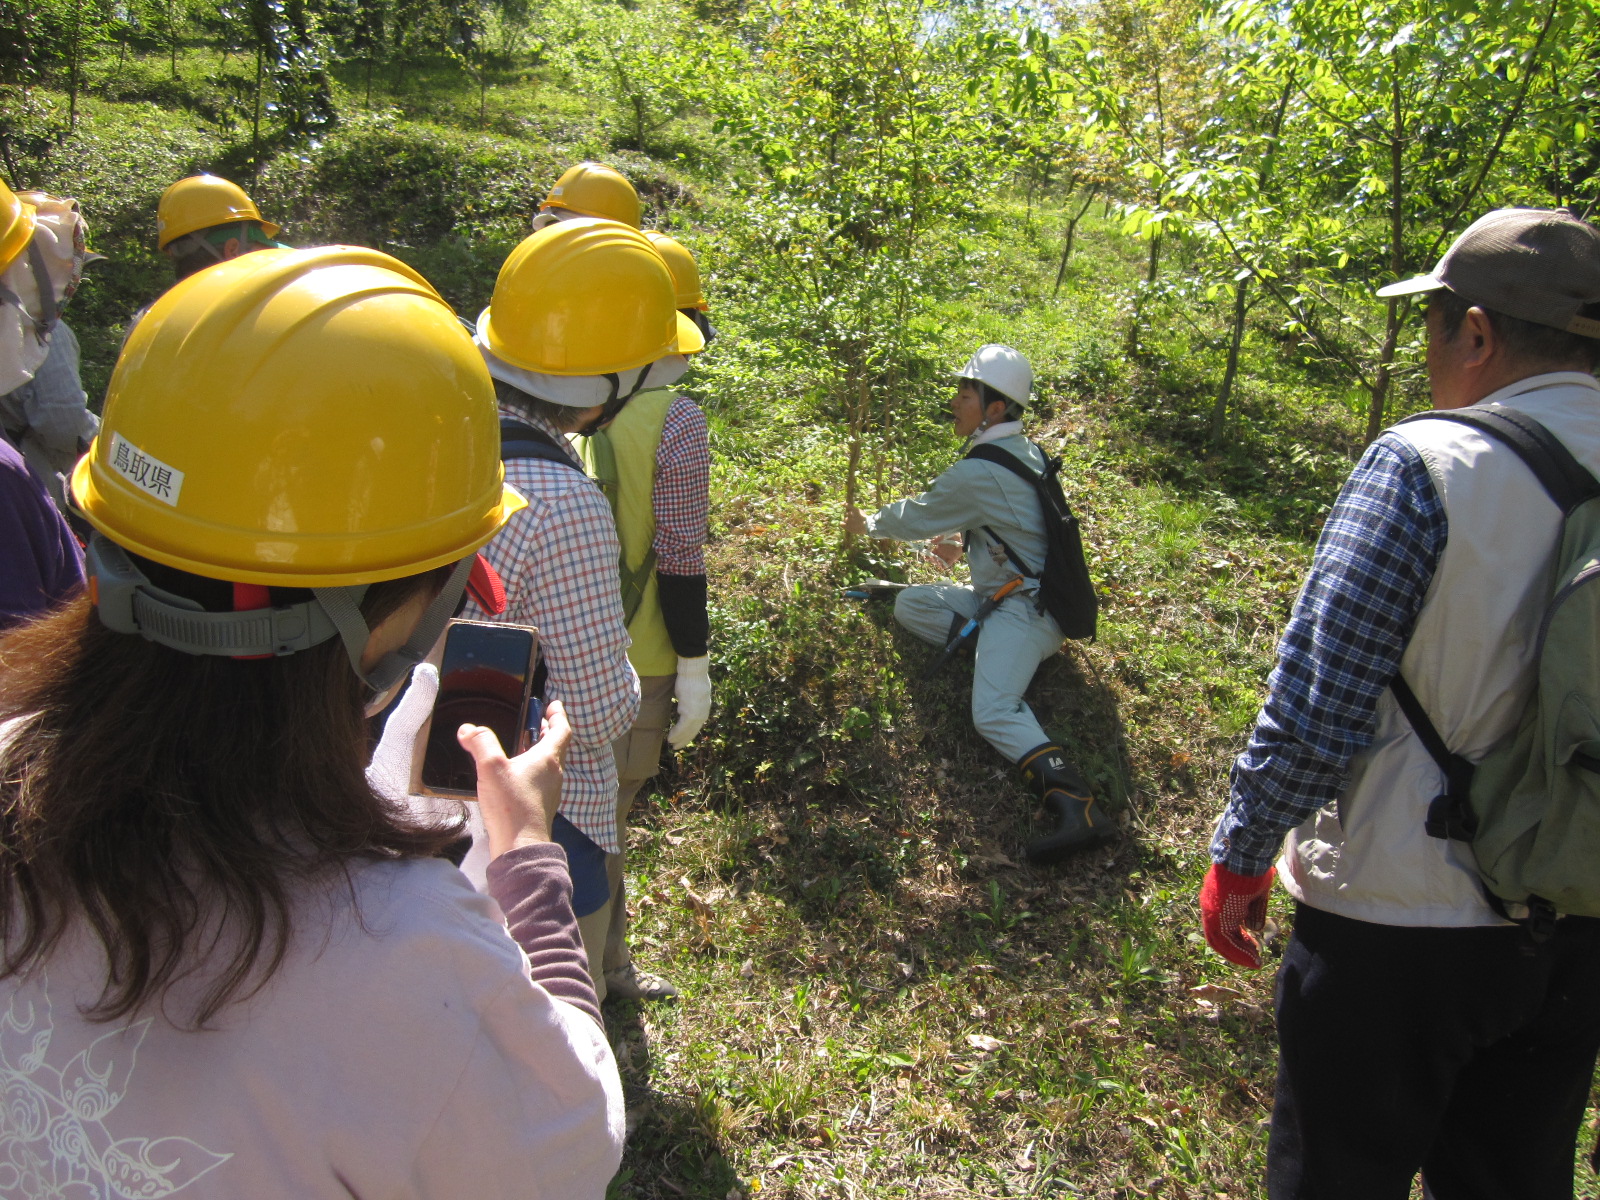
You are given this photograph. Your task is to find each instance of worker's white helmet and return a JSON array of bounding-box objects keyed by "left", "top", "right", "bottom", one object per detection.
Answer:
[{"left": 958, "top": 344, "right": 1032, "bottom": 409}]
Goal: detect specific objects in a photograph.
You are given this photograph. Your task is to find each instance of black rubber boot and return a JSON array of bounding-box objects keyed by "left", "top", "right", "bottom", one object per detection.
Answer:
[{"left": 1018, "top": 742, "right": 1115, "bottom": 864}]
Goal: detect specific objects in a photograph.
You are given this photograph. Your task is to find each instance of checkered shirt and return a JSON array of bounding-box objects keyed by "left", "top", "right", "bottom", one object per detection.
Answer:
[
  {"left": 1211, "top": 433, "right": 1447, "bottom": 876},
  {"left": 653, "top": 396, "right": 710, "bottom": 574},
  {"left": 465, "top": 407, "right": 640, "bottom": 853}
]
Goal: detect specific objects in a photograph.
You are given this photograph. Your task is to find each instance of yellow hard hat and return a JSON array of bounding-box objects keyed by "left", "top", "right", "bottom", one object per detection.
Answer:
[
  {"left": 71, "top": 246, "right": 525, "bottom": 588},
  {"left": 644, "top": 231, "right": 707, "bottom": 310},
  {"left": 0, "top": 178, "right": 38, "bottom": 275},
  {"left": 156, "top": 174, "right": 280, "bottom": 250},
  {"left": 478, "top": 218, "right": 704, "bottom": 377},
  {"left": 541, "top": 162, "right": 641, "bottom": 228}
]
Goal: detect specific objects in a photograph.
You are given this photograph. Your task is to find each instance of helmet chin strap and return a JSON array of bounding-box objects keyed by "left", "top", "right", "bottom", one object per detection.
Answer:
[
  {"left": 315, "top": 554, "right": 474, "bottom": 696},
  {"left": 575, "top": 365, "right": 651, "bottom": 436}
]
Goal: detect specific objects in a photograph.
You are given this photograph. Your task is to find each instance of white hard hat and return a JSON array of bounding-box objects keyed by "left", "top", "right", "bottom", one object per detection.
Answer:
[{"left": 958, "top": 344, "right": 1032, "bottom": 408}]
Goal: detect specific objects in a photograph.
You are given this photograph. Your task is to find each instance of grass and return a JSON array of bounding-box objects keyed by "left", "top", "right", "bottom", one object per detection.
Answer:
[
  {"left": 608, "top": 363, "right": 1306, "bottom": 1197},
  {"left": 12, "top": 40, "right": 1600, "bottom": 1200}
]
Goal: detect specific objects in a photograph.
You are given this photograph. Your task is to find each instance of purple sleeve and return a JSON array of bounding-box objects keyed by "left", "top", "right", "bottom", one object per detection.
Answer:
[
  {"left": 0, "top": 440, "right": 83, "bottom": 632},
  {"left": 484, "top": 842, "right": 602, "bottom": 1028}
]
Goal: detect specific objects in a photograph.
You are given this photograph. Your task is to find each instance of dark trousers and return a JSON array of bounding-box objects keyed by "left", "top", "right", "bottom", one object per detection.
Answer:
[{"left": 1268, "top": 903, "right": 1600, "bottom": 1200}]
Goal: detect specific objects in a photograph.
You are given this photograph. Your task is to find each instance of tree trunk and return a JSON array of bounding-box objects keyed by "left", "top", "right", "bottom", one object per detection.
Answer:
[
  {"left": 67, "top": 0, "right": 83, "bottom": 130},
  {"left": 1211, "top": 75, "right": 1293, "bottom": 446},
  {"left": 251, "top": 41, "right": 265, "bottom": 187},
  {"left": 0, "top": 136, "right": 20, "bottom": 187},
  {"left": 841, "top": 376, "right": 871, "bottom": 553},
  {"left": 365, "top": 56, "right": 374, "bottom": 106},
  {"left": 1212, "top": 278, "right": 1250, "bottom": 444},
  {"left": 1366, "top": 83, "right": 1408, "bottom": 444},
  {"left": 1126, "top": 233, "right": 1162, "bottom": 358},
  {"left": 1367, "top": 298, "right": 1403, "bottom": 444},
  {"left": 1053, "top": 192, "right": 1095, "bottom": 298}
]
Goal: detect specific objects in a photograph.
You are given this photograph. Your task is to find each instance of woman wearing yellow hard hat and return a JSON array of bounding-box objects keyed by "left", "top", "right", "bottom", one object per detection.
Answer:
[
  {"left": 469, "top": 216, "right": 702, "bottom": 1003},
  {"left": 0, "top": 245, "right": 623, "bottom": 1195},
  {"left": 575, "top": 227, "right": 716, "bottom": 1004}
]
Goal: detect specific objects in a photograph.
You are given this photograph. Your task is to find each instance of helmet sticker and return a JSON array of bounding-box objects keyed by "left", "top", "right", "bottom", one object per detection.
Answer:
[{"left": 110, "top": 432, "right": 184, "bottom": 505}]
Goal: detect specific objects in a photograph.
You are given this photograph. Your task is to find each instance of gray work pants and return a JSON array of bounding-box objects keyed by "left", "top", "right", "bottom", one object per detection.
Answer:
[
  {"left": 576, "top": 671, "right": 675, "bottom": 1003},
  {"left": 893, "top": 583, "right": 1063, "bottom": 763}
]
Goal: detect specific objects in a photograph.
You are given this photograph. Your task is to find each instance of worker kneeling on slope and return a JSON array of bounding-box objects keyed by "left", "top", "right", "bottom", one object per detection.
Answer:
[{"left": 845, "top": 345, "right": 1110, "bottom": 864}]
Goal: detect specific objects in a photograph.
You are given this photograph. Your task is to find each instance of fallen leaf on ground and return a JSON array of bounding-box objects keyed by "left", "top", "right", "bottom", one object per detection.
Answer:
[
  {"left": 966, "top": 1033, "right": 1004, "bottom": 1053},
  {"left": 972, "top": 848, "right": 1017, "bottom": 868},
  {"left": 1189, "top": 983, "right": 1243, "bottom": 1003}
]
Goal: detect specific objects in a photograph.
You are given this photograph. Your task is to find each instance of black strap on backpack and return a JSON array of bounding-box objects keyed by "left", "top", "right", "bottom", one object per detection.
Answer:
[
  {"left": 499, "top": 418, "right": 585, "bottom": 471},
  {"left": 965, "top": 444, "right": 1048, "bottom": 580},
  {"left": 964, "top": 441, "right": 1097, "bottom": 640},
  {"left": 1390, "top": 404, "right": 1600, "bottom": 844}
]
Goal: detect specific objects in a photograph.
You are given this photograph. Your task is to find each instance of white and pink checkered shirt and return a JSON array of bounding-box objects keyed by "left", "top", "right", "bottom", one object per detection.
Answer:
[
  {"left": 466, "top": 408, "right": 640, "bottom": 853},
  {"left": 653, "top": 396, "right": 710, "bottom": 575}
]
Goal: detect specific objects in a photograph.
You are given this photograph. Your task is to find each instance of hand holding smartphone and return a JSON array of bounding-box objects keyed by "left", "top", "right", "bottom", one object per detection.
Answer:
[
  {"left": 419, "top": 620, "right": 540, "bottom": 796},
  {"left": 456, "top": 700, "right": 571, "bottom": 857}
]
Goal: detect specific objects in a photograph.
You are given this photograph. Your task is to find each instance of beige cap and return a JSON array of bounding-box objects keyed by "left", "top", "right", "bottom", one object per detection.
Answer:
[{"left": 1376, "top": 207, "right": 1600, "bottom": 339}]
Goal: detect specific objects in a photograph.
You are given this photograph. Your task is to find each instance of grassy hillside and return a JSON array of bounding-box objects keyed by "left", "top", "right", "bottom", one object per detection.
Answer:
[{"left": 9, "top": 43, "right": 1597, "bottom": 1200}]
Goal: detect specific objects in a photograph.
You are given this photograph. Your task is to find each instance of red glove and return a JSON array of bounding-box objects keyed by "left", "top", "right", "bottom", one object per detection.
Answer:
[{"left": 1200, "top": 863, "right": 1276, "bottom": 969}]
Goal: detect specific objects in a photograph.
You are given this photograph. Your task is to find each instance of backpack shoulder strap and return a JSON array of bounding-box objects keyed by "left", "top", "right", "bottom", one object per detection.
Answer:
[
  {"left": 964, "top": 440, "right": 1049, "bottom": 579},
  {"left": 1389, "top": 403, "right": 1600, "bottom": 842},
  {"left": 964, "top": 440, "right": 1041, "bottom": 484},
  {"left": 1398, "top": 404, "right": 1600, "bottom": 515},
  {"left": 500, "top": 418, "right": 584, "bottom": 472}
]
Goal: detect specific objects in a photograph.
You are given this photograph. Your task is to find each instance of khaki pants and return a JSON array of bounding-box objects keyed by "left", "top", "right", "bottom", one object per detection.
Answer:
[{"left": 576, "top": 672, "right": 675, "bottom": 1003}]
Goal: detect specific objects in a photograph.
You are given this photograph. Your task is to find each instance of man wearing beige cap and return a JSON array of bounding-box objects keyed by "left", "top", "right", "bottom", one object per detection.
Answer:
[{"left": 1200, "top": 208, "right": 1600, "bottom": 1198}]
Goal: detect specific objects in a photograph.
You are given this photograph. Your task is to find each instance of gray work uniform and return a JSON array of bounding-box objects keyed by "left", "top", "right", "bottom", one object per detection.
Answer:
[
  {"left": 864, "top": 430, "right": 1063, "bottom": 761},
  {"left": 0, "top": 321, "right": 98, "bottom": 515}
]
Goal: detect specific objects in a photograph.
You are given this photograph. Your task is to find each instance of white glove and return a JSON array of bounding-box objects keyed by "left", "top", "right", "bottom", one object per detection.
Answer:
[
  {"left": 365, "top": 663, "right": 439, "bottom": 802},
  {"left": 667, "top": 655, "right": 711, "bottom": 750}
]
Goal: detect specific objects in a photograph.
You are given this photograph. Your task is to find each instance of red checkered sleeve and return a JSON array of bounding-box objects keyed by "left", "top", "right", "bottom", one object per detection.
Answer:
[
  {"left": 466, "top": 421, "right": 639, "bottom": 853},
  {"left": 652, "top": 396, "right": 710, "bottom": 575}
]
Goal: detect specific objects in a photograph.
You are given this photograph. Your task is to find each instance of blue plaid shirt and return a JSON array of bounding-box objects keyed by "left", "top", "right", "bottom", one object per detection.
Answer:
[{"left": 1211, "top": 433, "right": 1448, "bottom": 876}]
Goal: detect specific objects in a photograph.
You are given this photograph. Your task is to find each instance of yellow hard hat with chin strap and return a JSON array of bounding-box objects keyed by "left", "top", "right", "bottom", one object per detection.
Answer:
[
  {"left": 156, "top": 174, "right": 279, "bottom": 250},
  {"left": 72, "top": 245, "right": 525, "bottom": 691},
  {"left": 539, "top": 162, "right": 641, "bottom": 228},
  {"left": 478, "top": 218, "right": 703, "bottom": 379}
]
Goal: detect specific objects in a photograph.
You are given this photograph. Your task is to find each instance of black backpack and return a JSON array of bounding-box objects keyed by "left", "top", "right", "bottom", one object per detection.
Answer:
[{"left": 964, "top": 441, "right": 1097, "bottom": 640}]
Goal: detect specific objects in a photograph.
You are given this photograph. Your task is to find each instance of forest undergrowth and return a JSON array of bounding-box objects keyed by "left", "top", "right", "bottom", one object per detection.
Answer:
[{"left": 9, "top": 36, "right": 1600, "bottom": 1200}]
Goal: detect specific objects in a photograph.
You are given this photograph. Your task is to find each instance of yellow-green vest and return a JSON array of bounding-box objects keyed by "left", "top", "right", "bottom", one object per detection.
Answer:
[{"left": 576, "top": 388, "right": 677, "bottom": 676}]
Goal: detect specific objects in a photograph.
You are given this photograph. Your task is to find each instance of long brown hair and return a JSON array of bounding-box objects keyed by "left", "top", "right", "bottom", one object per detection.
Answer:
[{"left": 0, "top": 566, "right": 460, "bottom": 1025}]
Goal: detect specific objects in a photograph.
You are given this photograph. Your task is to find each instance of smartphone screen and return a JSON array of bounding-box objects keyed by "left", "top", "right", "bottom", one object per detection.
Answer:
[{"left": 420, "top": 621, "right": 537, "bottom": 795}]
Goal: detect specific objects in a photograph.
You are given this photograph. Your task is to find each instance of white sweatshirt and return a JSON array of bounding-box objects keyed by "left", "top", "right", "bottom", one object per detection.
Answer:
[{"left": 0, "top": 846, "right": 623, "bottom": 1198}]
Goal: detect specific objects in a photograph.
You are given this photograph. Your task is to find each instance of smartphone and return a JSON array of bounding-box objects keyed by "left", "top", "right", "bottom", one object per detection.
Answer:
[{"left": 419, "top": 620, "right": 539, "bottom": 796}]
